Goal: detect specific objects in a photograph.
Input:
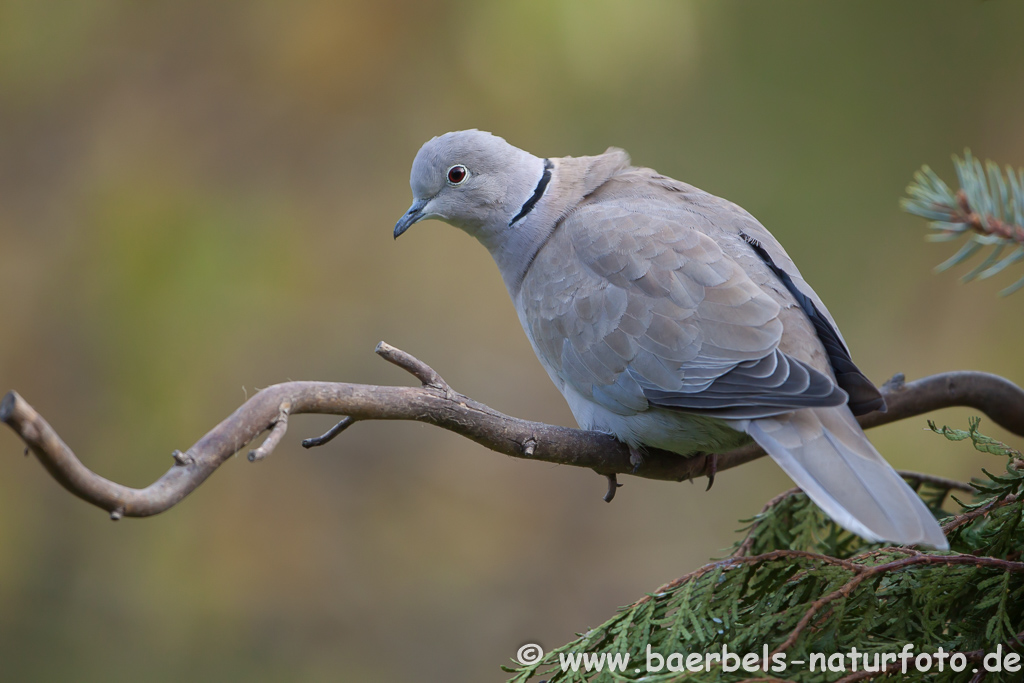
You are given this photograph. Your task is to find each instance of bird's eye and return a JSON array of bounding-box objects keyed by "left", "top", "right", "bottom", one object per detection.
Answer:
[{"left": 446, "top": 165, "right": 469, "bottom": 186}]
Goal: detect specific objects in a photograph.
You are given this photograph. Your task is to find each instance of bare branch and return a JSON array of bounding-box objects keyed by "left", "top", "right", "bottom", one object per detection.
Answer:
[
  {"left": 247, "top": 402, "right": 291, "bottom": 462},
  {"left": 2, "top": 344, "right": 1023, "bottom": 518},
  {"left": 896, "top": 470, "right": 974, "bottom": 494},
  {"left": 375, "top": 340, "right": 450, "bottom": 392},
  {"left": 301, "top": 416, "right": 355, "bottom": 449}
]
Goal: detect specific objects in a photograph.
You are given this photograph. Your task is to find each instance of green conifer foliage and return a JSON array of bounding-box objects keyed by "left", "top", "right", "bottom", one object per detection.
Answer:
[
  {"left": 903, "top": 152, "right": 1024, "bottom": 295},
  {"left": 506, "top": 422, "right": 1023, "bottom": 682}
]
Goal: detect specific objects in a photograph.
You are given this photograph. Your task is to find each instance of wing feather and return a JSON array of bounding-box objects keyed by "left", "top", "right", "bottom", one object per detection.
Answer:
[{"left": 518, "top": 199, "right": 847, "bottom": 420}]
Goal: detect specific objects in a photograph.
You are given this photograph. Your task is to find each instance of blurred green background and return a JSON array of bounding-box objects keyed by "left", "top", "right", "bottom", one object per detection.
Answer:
[{"left": 1, "top": 1, "right": 1023, "bottom": 681}]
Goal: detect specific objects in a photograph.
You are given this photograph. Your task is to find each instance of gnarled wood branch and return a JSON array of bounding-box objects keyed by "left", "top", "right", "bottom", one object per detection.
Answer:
[{"left": 3, "top": 341, "right": 1023, "bottom": 518}]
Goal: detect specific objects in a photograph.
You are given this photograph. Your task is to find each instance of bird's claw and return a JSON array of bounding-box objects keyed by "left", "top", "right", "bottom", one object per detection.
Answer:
[{"left": 705, "top": 452, "right": 719, "bottom": 491}]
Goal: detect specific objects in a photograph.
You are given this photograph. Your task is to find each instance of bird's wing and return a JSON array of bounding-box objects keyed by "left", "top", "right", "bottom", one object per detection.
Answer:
[
  {"left": 518, "top": 196, "right": 847, "bottom": 419},
  {"left": 637, "top": 171, "right": 885, "bottom": 415}
]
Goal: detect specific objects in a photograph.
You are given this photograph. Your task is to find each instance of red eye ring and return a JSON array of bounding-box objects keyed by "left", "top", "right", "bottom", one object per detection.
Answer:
[{"left": 447, "top": 164, "right": 469, "bottom": 185}]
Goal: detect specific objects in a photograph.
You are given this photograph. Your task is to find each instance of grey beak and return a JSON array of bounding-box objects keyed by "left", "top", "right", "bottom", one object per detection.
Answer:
[{"left": 394, "top": 199, "right": 428, "bottom": 239}]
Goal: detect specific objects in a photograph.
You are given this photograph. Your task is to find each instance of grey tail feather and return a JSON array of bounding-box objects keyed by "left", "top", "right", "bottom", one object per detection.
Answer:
[{"left": 743, "top": 407, "right": 948, "bottom": 549}]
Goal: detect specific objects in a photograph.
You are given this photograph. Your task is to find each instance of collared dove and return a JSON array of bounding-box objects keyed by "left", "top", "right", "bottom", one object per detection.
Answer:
[{"left": 394, "top": 130, "right": 947, "bottom": 549}]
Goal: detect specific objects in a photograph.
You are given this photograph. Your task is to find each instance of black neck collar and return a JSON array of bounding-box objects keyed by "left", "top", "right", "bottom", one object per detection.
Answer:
[{"left": 509, "top": 159, "right": 553, "bottom": 226}]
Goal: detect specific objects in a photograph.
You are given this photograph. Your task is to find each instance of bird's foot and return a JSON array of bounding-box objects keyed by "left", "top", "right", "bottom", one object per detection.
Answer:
[{"left": 628, "top": 445, "right": 644, "bottom": 473}]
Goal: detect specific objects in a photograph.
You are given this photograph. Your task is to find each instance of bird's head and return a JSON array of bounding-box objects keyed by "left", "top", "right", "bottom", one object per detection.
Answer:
[{"left": 394, "top": 130, "right": 547, "bottom": 249}]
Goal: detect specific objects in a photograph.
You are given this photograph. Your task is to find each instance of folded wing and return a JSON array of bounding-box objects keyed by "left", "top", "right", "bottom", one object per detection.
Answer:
[{"left": 520, "top": 199, "right": 847, "bottom": 419}]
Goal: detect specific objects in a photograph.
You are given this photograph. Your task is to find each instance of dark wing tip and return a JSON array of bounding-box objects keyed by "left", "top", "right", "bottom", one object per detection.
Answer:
[
  {"left": 840, "top": 373, "right": 887, "bottom": 415},
  {"left": 741, "top": 234, "right": 886, "bottom": 417}
]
